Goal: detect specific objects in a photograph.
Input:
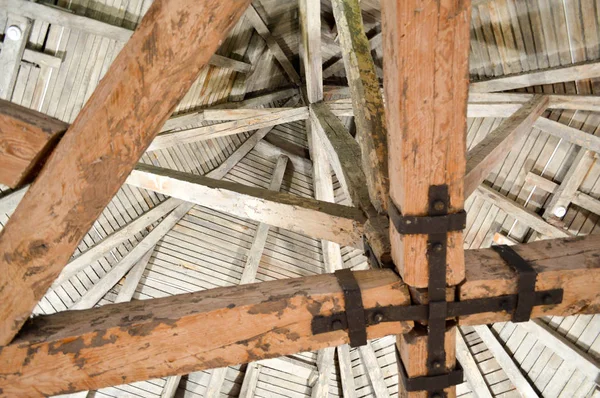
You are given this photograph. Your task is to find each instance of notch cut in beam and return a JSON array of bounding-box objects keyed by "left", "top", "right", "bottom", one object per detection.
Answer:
[
  {"left": 0, "top": 270, "right": 411, "bottom": 397},
  {"left": 126, "top": 163, "right": 366, "bottom": 248},
  {"left": 0, "top": 99, "right": 68, "bottom": 188},
  {"left": 0, "top": 0, "right": 253, "bottom": 346}
]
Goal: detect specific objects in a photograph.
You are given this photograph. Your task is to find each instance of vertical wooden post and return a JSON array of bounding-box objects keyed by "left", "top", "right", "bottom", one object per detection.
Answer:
[{"left": 381, "top": 0, "right": 471, "bottom": 397}]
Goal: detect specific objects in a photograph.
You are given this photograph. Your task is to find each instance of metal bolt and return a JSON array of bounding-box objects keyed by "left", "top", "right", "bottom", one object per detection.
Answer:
[
  {"left": 331, "top": 319, "right": 343, "bottom": 331},
  {"left": 431, "top": 360, "right": 442, "bottom": 369},
  {"left": 553, "top": 206, "right": 567, "bottom": 218},
  {"left": 543, "top": 294, "right": 554, "bottom": 305},
  {"left": 433, "top": 200, "right": 446, "bottom": 211},
  {"left": 432, "top": 242, "right": 444, "bottom": 253},
  {"left": 372, "top": 312, "right": 384, "bottom": 324},
  {"left": 6, "top": 25, "right": 22, "bottom": 41}
]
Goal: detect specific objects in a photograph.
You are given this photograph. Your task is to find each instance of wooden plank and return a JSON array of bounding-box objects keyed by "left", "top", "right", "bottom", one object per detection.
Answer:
[
  {"left": 459, "top": 234, "right": 600, "bottom": 325},
  {"left": 239, "top": 364, "right": 261, "bottom": 398},
  {"left": 113, "top": 246, "right": 154, "bottom": 303},
  {"left": 0, "top": 41, "right": 63, "bottom": 69},
  {"left": 126, "top": 163, "right": 366, "bottom": 248},
  {"left": 456, "top": 331, "right": 493, "bottom": 398},
  {"left": 0, "top": 0, "right": 251, "bottom": 73},
  {"left": 245, "top": 5, "right": 301, "bottom": 85},
  {"left": 337, "top": 344, "right": 357, "bottom": 398},
  {"left": 519, "top": 320, "right": 600, "bottom": 384},
  {"left": 358, "top": 344, "right": 389, "bottom": 398},
  {"left": 311, "top": 347, "right": 334, "bottom": 398},
  {"left": 470, "top": 60, "right": 600, "bottom": 93},
  {"left": 474, "top": 185, "right": 569, "bottom": 238},
  {"left": 0, "top": 99, "right": 68, "bottom": 187},
  {"left": 0, "top": 270, "right": 412, "bottom": 396},
  {"left": 473, "top": 326, "right": 538, "bottom": 398},
  {"left": 382, "top": 0, "right": 470, "bottom": 288},
  {"left": 160, "top": 375, "right": 182, "bottom": 398},
  {"left": 239, "top": 155, "right": 288, "bottom": 284},
  {"left": 533, "top": 118, "right": 600, "bottom": 154},
  {"left": 0, "top": 185, "right": 28, "bottom": 215},
  {"left": 468, "top": 93, "right": 600, "bottom": 113},
  {"left": 465, "top": 95, "right": 549, "bottom": 197},
  {"left": 149, "top": 107, "right": 308, "bottom": 151},
  {"left": 322, "top": 31, "right": 382, "bottom": 80},
  {"left": 331, "top": 0, "right": 388, "bottom": 211},
  {"left": 0, "top": 0, "right": 253, "bottom": 346},
  {"left": 299, "top": 0, "right": 322, "bottom": 103},
  {"left": 0, "top": 15, "right": 31, "bottom": 100}
]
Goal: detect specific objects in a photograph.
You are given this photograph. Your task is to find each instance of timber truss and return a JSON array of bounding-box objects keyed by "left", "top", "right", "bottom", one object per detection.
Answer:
[{"left": 0, "top": 0, "right": 599, "bottom": 397}]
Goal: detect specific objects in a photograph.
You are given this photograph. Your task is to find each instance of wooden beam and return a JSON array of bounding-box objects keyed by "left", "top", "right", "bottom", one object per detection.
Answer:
[
  {"left": 331, "top": 0, "right": 388, "bottom": 212},
  {"left": 337, "top": 345, "right": 357, "bottom": 398},
  {"left": 470, "top": 60, "right": 600, "bottom": 93},
  {"left": 239, "top": 364, "right": 261, "bottom": 398},
  {"left": 311, "top": 347, "right": 335, "bottom": 398},
  {"left": 0, "top": 100, "right": 68, "bottom": 188},
  {"left": 358, "top": 344, "right": 389, "bottom": 398},
  {"left": 472, "top": 325, "right": 538, "bottom": 398},
  {"left": 456, "top": 331, "right": 493, "bottom": 398},
  {"left": 160, "top": 375, "right": 182, "bottom": 398},
  {"left": 465, "top": 95, "right": 549, "bottom": 197},
  {"left": 245, "top": 5, "right": 301, "bottom": 85},
  {"left": 459, "top": 234, "right": 600, "bottom": 325},
  {"left": 525, "top": 171, "right": 600, "bottom": 216},
  {"left": 468, "top": 93, "right": 600, "bottom": 113},
  {"left": 0, "top": 0, "right": 252, "bottom": 345},
  {"left": 474, "top": 184, "right": 570, "bottom": 238},
  {"left": 0, "top": 41, "right": 64, "bottom": 69},
  {"left": 0, "top": 0, "right": 251, "bottom": 73},
  {"left": 299, "top": 0, "right": 322, "bottom": 103},
  {"left": 150, "top": 107, "right": 308, "bottom": 151},
  {"left": 0, "top": 270, "right": 412, "bottom": 396},
  {"left": 126, "top": 164, "right": 366, "bottom": 248},
  {"left": 322, "top": 31, "right": 382, "bottom": 79},
  {"left": 533, "top": 118, "right": 600, "bottom": 154},
  {"left": 519, "top": 320, "right": 600, "bottom": 384},
  {"left": 382, "top": 0, "right": 470, "bottom": 287},
  {"left": 0, "top": 14, "right": 31, "bottom": 100}
]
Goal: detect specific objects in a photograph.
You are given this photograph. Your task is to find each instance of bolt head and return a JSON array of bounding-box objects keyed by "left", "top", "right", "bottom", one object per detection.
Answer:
[
  {"left": 431, "top": 360, "right": 442, "bottom": 369},
  {"left": 542, "top": 294, "right": 554, "bottom": 305},
  {"left": 372, "top": 312, "right": 384, "bottom": 324},
  {"left": 433, "top": 200, "right": 446, "bottom": 211},
  {"left": 432, "top": 242, "right": 444, "bottom": 253},
  {"left": 331, "top": 319, "right": 343, "bottom": 331},
  {"left": 553, "top": 206, "right": 567, "bottom": 218},
  {"left": 6, "top": 25, "right": 22, "bottom": 41}
]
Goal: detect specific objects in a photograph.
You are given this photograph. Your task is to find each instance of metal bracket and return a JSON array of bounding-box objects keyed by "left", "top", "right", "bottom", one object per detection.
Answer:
[
  {"left": 334, "top": 269, "right": 367, "bottom": 348},
  {"left": 397, "top": 349, "right": 464, "bottom": 396}
]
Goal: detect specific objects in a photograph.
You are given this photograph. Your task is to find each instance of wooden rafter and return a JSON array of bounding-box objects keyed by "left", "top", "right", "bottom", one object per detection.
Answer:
[{"left": 0, "top": 0, "right": 254, "bottom": 346}]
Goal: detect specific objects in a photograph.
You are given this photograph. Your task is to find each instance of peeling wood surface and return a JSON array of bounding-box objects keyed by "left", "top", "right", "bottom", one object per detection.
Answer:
[
  {"left": 0, "top": 99, "right": 68, "bottom": 187},
  {"left": 126, "top": 163, "right": 366, "bottom": 248},
  {"left": 0, "top": 0, "right": 253, "bottom": 345},
  {"left": 0, "top": 270, "right": 412, "bottom": 396},
  {"left": 460, "top": 234, "right": 600, "bottom": 325}
]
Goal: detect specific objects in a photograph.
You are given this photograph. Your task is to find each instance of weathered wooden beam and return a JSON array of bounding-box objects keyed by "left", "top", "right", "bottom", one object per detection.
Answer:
[
  {"left": 245, "top": 5, "right": 301, "bottom": 85},
  {"left": 459, "top": 234, "right": 600, "bottom": 325},
  {"left": 0, "top": 100, "right": 68, "bottom": 188},
  {"left": 475, "top": 184, "right": 570, "bottom": 238},
  {"left": 0, "top": 0, "right": 253, "bottom": 346},
  {"left": 526, "top": 172, "right": 600, "bottom": 216},
  {"left": 470, "top": 60, "right": 600, "bottom": 93},
  {"left": 331, "top": 0, "right": 388, "bottom": 212},
  {"left": 0, "top": 0, "right": 251, "bottom": 73},
  {"left": 126, "top": 164, "right": 366, "bottom": 248},
  {"left": 0, "top": 14, "right": 31, "bottom": 100},
  {"left": 468, "top": 93, "right": 600, "bottom": 113},
  {"left": 150, "top": 107, "right": 308, "bottom": 151},
  {"left": 322, "top": 31, "right": 382, "bottom": 80},
  {"left": 382, "top": 0, "right": 470, "bottom": 287},
  {"left": 456, "top": 331, "right": 493, "bottom": 398},
  {"left": 465, "top": 95, "right": 549, "bottom": 197},
  {"left": 0, "top": 270, "right": 412, "bottom": 396},
  {"left": 472, "top": 325, "right": 538, "bottom": 398},
  {"left": 0, "top": 41, "right": 63, "bottom": 69},
  {"left": 533, "top": 117, "right": 600, "bottom": 154}
]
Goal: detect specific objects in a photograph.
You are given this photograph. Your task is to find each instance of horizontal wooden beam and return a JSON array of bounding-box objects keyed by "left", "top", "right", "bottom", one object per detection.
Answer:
[
  {"left": 0, "top": 41, "right": 63, "bottom": 69},
  {"left": 465, "top": 95, "right": 549, "bottom": 197},
  {"left": 150, "top": 107, "right": 308, "bottom": 151},
  {"left": 474, "top": 184, "right": 570, "bottom": 238},
  {"left": 0, "top": 270, "right": 411, "bottom": 396},
  {"left": 0, "top": 0, "right": 252, "bottom": 346},
  {"left": 470, "top": 60, "right": 600, "bottom": 92},
  {"left": 460, "top": 234, "right": 600, "bottom": 325},
  {"left": 0, "top": 0, "right": 251, "bottom": 73},
  {"left": 126, "top": 163, "right": 366, "bottom": 248},
  {"left": 468, "top": 93, "right": 600, "bottom": 113},
  {"left": 0, "top": 100, "right": 68, "bottom": 188}
]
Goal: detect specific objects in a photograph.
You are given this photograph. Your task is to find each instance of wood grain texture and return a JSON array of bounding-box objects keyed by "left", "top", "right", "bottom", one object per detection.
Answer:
[
  {"left": 459, "top": 234, "right": 600, "bottom": 325},
  {"left": 331, "top": 0, "right": 389, "bottom": 212},
  {"left": 0, "top": 100, "right": 68, "bottom": 187},
  {"left": 126, "top": 163, "right": 366, "bottom": 248},
  {"left": 465, "top": 95, "right": 549, "bottom": 197},
  {"left": 382, "top": 0, "right": 471, "bottom": 287},
  {"left": 0, "top": 0, "right": 253, "bottom": 345},
  {"left": 0, "top": 270, "right": 412, "bottom": 396}
]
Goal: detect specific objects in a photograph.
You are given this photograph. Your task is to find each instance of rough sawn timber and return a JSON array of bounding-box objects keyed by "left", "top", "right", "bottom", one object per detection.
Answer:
[
  {"left": 0, "top": 0, "right": 253, "bottom": 345},
  {"left": 0, "top": 270, "right": 412, "bottom": 397},
  {"left": 0, "top": 99, "right": 68, "bottom": 188}
]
